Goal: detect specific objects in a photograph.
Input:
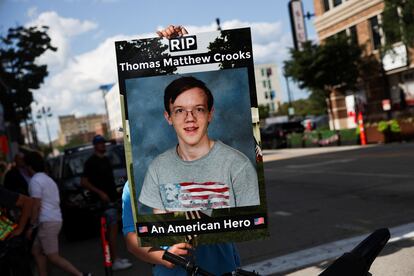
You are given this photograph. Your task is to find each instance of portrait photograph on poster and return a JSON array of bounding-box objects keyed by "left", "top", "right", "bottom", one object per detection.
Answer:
[{"left": 115, "top": 28, "right": 268, "bottom": 246}]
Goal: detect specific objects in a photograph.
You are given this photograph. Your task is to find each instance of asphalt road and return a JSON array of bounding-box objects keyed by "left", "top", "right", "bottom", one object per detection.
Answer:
[
  {"left": 55, "top": 143, "right": 414, "bottom": 275},
  {"left": 237, "top": 143, "right": 414, "bottom": 271}
]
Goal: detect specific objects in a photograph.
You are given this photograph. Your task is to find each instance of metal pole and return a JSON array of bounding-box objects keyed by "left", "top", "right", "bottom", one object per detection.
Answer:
[
  {"left": 40, "top": 106, "right": 53, "bottom": 154},
  {"left": 284, "top": 74, "right": 293, "bottom": 106}
]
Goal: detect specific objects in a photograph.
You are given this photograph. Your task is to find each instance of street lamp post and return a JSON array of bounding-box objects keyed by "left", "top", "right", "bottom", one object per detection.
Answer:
[{"left": 37, "top": 106, "right": 53, "bottom": 154}]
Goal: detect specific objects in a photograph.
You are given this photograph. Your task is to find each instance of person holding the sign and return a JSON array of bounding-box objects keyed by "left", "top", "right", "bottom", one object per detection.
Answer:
[
  {"left": 139, "top": 75, "right": 260, "bottom": 212},
  {"left": 122, "top": 25, "right": 245, "bottom": 276}
]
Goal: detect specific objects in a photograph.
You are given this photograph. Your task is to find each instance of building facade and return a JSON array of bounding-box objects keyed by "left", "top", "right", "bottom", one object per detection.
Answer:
[
  {"left": 104, "top": 83, "right": 124, "bottom": 140},
  {"left": 58, "top": 114, "right": 107, "bottom": 146},
  {"left": 254, "top": 63, "right": 283, "bottom": 115},
  {"left": 313, "top": 0, "right": 414, "bottom": 129}
]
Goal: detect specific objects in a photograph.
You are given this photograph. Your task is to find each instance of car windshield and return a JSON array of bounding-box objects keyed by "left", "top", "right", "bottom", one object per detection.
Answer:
[
  {"left": 62, "top": 145, "right": 125, "bottom": 179},
  {"left": 62, "top": 150, "right": 93, "bottom": 179}
]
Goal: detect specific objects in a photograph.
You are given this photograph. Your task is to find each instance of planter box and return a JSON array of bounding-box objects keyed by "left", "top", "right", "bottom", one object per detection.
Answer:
[
  {"left": 365, "top": 126, "right": 384, "bottom": 143},
  {"left": 365, "top": 120, "right": 414, "bottom": 143}
]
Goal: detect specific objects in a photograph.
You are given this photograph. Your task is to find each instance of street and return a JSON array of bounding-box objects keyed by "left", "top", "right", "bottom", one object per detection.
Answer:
[
  {"left": 57, "top": 143, "right": 414, "bottom": 275},
  {"left": 238, "top": 143, "right": 414, "bottom": 275}
]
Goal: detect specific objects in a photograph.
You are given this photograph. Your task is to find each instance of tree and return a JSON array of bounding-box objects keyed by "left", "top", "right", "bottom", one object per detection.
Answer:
[
  {"left": 284, "top": 36, "right": 363, "bottom": 127},
  {"left": 382, "top": 0, "right": 414, "bottom": 52},
  {"left": 276, "top": 97, "right": 326, "bottom": 117},
  {"left": 284, "top": 36, "right": 362, "bottom": 95},
  {"left": 0, "top": 25, "right": 56, "bottom": 143},
  {"left": 258, "top": 104, "right": 270, "bottom": 119}
]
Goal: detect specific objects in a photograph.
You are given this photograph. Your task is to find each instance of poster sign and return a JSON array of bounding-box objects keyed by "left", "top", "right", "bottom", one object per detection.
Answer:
[{"left": 115, "top": 28, "right": 268, "bottom": 246}]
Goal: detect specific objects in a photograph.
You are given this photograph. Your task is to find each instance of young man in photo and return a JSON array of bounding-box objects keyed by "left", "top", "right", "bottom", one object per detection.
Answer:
[{"left": 138, "top": 75, "right": 260, "bottom": 212}]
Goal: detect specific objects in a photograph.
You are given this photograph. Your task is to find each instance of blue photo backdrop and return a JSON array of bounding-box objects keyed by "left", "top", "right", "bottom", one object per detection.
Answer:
[{"left": 125, "top": 68, "right": 256, "bottom": 213}]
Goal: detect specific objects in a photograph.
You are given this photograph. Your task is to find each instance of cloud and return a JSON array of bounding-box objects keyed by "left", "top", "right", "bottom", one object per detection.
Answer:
[
  {"left": 27, "top": 6, "right": 38, "bottom": 18},
  {"left": 26, "top": 11, "right": 98, "bottom": 72},
  {"left": 30, "top": 16, "right": 293, "bottom": 142}
]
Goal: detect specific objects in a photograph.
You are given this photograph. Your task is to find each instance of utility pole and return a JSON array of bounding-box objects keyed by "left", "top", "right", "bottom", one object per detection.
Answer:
[
  {"left": 99, "top": 84, "right": 114, "bottom": 137},
  {"left": 37, "top": 106, "right": 53, "bottom": 154},
  {"left": 284, "top": 73, "right": 294, "bottom": 120}
]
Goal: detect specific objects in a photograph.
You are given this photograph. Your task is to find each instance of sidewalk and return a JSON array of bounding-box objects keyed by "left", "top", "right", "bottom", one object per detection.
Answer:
[
  {"left": 263, "top": 145, "right": 373, "bottom": 163},
  {"left": 287, "top": 237, "right": 414, "bottom": 276},
  {"left": 243, "top": 222, "right": 414, "bottom": 275}
]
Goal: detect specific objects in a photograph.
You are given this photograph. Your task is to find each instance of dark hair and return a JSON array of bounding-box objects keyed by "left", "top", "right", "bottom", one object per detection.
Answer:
[
  {"left": 24, "top": 151, "right": 45, "bottom": 173},
  {"left": 164, "top": 76, "right": 214, "bottom": 114}
]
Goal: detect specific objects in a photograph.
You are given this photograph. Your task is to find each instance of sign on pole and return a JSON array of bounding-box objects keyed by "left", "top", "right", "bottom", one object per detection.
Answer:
[{"left": 289, "top": 0, "right": 307, "bottom": 50}]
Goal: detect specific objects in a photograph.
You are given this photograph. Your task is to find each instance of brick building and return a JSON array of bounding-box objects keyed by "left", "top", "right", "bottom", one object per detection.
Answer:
[
  {"left": 313, "top": 0, "right": 414, "bottom": 129},
  {"left": 58, "top": 114, "right": 107, "bottom": 146}
]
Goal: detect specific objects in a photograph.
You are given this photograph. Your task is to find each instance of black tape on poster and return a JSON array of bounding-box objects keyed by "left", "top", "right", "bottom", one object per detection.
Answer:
[{"left": 136, "top": 214, "right": 267, "bottom": 237}]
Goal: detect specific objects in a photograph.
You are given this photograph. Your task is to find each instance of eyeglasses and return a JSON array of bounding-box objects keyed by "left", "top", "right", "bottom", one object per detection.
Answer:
[{"left": 172, "top": 107, "right": 208, "bottom": 119}]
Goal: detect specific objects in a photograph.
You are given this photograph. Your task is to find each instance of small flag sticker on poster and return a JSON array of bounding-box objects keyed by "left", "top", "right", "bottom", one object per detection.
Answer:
[
  {"left": 254, "top": 217, "right": 265, "bottom": 225},
  {"left": 138, "top": 226, "right": 148, "bottom": 233}
]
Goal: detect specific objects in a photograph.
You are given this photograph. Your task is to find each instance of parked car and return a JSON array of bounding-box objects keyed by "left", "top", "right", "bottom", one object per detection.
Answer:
[
  {"left": 260, "top": 121, "right": 305, "bottom": 149},
  {"left": 47, "top": 141, "right": 127, "bottom": 240}
]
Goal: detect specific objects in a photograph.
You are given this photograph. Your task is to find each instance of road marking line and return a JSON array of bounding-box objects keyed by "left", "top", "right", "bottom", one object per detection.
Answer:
[
  {"left": 242, "top": 222, "right": 414, "bottom": 275},
  {"left": 285, "top": 158, "right": 355, "bottom": 169},
  {"left": 267, "top": 168, "right": 414, "bottom": 179},
  {"left": 272, "top": 211, "right": 292, "bottom": 217}
]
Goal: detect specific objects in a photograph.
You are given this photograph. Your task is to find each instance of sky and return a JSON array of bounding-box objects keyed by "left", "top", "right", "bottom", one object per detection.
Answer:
[{"left": 0, "top": 0, "right": 317, "bottom": 143}]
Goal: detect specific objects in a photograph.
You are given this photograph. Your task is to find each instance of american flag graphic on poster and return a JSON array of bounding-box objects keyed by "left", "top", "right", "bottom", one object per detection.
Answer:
[
  {"left": 254, "top": 217, "right": 265, "bottom": 225},
  {"left": 138, "top": 226, "right": 148, "bottom": 233},
  {"left": 160, "top": 182, "right": 230, "bottom": 211}
]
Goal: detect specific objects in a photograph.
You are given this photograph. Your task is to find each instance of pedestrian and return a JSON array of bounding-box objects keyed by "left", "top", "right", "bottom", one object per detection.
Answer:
[
  {"left": 0, "top": 160, "right": 8, "bottom": 186},
  {"left": 81, "top": 135, "right": 132, "bottom": 271},
  {"left": 3, "top": 153, "right": 31, "bottom": 195},
  {"left": 122, "top": 25, "right": 243, "bottom": 276},
  {"left": 2, "top": 152, "right": 34, "bottom": 275},
  {"left": 25, "top": 151, "right": 92, "bottom": 276},
  {"left": 0, "top": 186, "right": 34, "bottom": 275}
]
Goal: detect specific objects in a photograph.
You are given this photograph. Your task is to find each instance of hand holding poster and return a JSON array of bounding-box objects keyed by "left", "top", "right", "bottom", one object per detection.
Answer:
[{"left": 115, "top": 27, "right": 268, "bottom": 247}]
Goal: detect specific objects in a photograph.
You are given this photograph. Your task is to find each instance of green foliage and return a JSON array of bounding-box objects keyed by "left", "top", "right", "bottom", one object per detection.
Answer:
[
  {"left": 276, "top": 97, "right": 326, "bottom": 116},
  {"left": 382, "top": 0, "right": 414, "bottom": 51},
  {"left": 258, "top": 104, "right": 270, "bottom": 119},
  {"left": 377, "top": 119, "right": 401, "bottom": 133},
  {"left": 284, "top": 36, "right": 362, "bottom": 95},
  {"left": 0, "top": 25, "right": 56, "bottom": 124}
]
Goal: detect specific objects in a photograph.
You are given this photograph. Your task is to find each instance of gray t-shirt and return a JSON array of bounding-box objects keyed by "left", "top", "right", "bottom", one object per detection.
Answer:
[{"left": 139, "top": 141, "right": 260, "bottom": 211}]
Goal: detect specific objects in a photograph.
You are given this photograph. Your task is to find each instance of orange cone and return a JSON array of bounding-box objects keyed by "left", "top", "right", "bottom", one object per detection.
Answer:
[{"left": 358, "top": 112, "right": 367, "bottom": 145}]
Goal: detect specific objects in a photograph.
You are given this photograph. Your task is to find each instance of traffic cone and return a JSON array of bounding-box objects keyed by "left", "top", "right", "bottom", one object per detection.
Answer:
[{"left": 358, "top": 112, "right": 367, "bottom": 145}]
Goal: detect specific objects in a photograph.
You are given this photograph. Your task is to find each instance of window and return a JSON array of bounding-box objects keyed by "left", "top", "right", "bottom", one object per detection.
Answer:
[
  {"left": 261, "top": 68, "right": 265, "bottom": 76},
  {"left": 349, "top": 26, "right": 358, "bottom": 45},
  {"left": 268, "top": 80, "right": 272, "bottom": 89},
  {"left": 262, "top": 80, "right": 267, "bottom": 88},
  {"left": 265, "top": 92, "right": 268, "bottom": 99},
  {"left": 333, "top": 0, "right": 342, "bottom": 7},
  {"left": 336, "top": 30, "right": 347, "bottom": 40},
  {"left": 323, "top": 0, "right": 330, "bottom": 12},
  {"left": 370, "top": 16, "right": 382, "bottom": 50}
]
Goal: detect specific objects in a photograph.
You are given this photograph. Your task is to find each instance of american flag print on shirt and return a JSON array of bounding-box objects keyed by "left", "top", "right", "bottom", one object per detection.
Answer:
[{"left": 160, "top": 182, "right": 230, "bottom": 211}]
